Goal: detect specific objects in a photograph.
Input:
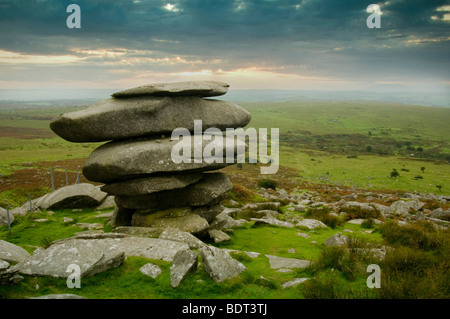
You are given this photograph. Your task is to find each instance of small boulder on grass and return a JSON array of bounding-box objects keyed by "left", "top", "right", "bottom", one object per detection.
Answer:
[
  {"left": 324, "top": 234, "right": 349, "bottom": 247},
  {"left": 170, "top": 250, "right": 198, "bottom": 288}
]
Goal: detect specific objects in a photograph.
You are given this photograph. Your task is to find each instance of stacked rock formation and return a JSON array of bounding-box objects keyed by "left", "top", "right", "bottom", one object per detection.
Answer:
[{"left": 50, "top": 81, "right": 252, "bottom": 234}]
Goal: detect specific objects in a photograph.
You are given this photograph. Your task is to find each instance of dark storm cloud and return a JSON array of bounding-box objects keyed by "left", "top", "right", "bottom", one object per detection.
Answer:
[{"left": 0, "top": 0, "right": 449, "bottom": 86}]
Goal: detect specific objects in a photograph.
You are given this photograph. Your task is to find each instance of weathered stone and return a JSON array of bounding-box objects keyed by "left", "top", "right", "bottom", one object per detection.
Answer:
[
  {"left": 296, "top": 232, "right": 311, "bottom": 239},
  {"left": 207, "top": 229, "right": 231, "bottom": 243},
  {"left": 63, "top": 217, "right": 73, "bottom": 223},
  {"left": 430, "top": 208, "right": 450, "bottom": 220},
  {"left": 193, "top": 204, "right": 224, "bottom": 223},
  {"left": 110, "top": 206, "right": 135, "bottom": 227},
  {"left": 51, "top": 96, "right": 251, "bottom": 143},
  {"left": 241, "top": 202, "right": 281, "bottom": 211},
  {"left": 209, "top": 208, "right": 246, "bottom": 230},
  {"left": 35, "top": 183, "right": 107, "bottom": 210},
  {"left": 112, "top": 81, "right": 229, "bottom": 98},
  {"left": 140, "top": 263, "right": 162, "bottom": 279},
  {"left": 296, "top": 218, "right": 328, "bottom": 229},
  {"left": 389, "top": 200, "right": 425, "bottom": 216},
  {"left": 0, "top": 207, "right": 13, "bottom": 226},
  {"left": 200, "top": 245, "right": 246, "bottom": 283},
  {"left": 16, "top": 241, "right": 125, "bottom": 278},
  {"left": 132, "top": 208, "right": 209, "bottom": 234},
  {"left": 48, "top": 236, "right": 189, "bottom": 262},
  {"left": 170, "top": 250, "right": 198, "bottom": 288},
  {"left": 116, "top": 173, "right": 232, "bottom": 209},
  {"left": 95, "top": 196, "right": 116, "bottom": 210},
  {"left": 324, "top": 234, "right": 349, "bottom": 247},
  {"left": 0, "top": 240, "right": 31, "bottom": 264},
  {"left": 159, "top": 227, "right": 206, "bottom": 249},
  {"left": 72, "top": 223, "right": 104, "bottom": 230},
  {"left": 101, "top": 173, "right": 203, "bottom": 196},
  {"left": 0, "top": 260, "right": 9, "bottom": 270},
  {"left": 251, "top": 216, "right": 294, "bottom": 228},
  {"left": 282, "top": 278, "right": 309, "bottom": 289},
  {"left": 266, "top": 255, "right": 311, "bottom": 269},
  {"left": 113, "top": 226, "right": 164, "bottom": 238}
]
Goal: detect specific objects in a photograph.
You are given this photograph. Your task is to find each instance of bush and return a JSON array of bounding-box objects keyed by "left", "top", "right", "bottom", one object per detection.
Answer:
[
  {"left": 257, "top": 179, "right": 277, "bottom": 190},
  {"left": 377, "top": 247, "right": 449, "bottom": 298},
  {"left": 340, "top": 205, "right": 381, "bottom": 220},
  {"left": 361, "top": 218, "right": 375, "bottom": 229},
  {"left": 380, "top": 220, "right": 448, "bottom": 251},
  {"left": 309, "top": 246, "right": 357, "bottom": 281}
]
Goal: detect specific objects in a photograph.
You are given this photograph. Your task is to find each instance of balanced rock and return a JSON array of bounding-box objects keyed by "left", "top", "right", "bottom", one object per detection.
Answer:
[
  {"left": 50, "top": 96, "right": 251, "bottom": 142},
  {"left": 83, "top": 136, "right": 241, "bottom": 183},
  {"left": 101, "top": 173, "right": 203, "bottom": 196},
  {"left": 112, "top": 81, "right": 229, "bottom": 98},
  {"left": 115, "top": 173, "right": 232, "bottom": 210},
  {"left": 131, "top": 207, "right": 209, "bottom": 234}
]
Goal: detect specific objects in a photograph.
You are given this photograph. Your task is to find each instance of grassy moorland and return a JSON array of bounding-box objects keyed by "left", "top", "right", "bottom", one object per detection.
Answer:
[
  {"left": 0, "top": 99, "right": 449, "bottom": 209},
  {"left": 241, "top": 101, "right": 450, "bottom": 195},
  {"left": 1, "top": 97, "right": 449, "bottom": 299}
]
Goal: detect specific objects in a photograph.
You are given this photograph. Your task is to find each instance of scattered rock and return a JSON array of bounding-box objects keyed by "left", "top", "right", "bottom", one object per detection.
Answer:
[
  {"left": 296, "top": 232, "right": 311, "bottom": 239},
  {"left": 35, "top": 183, "right": 108, "bottom": 210},
  {"left": 0, "top": 240, "right": 31, "bottom": 264},
  {"left": 296, "top": 218, "right": 327, "bottom": 229},
  {"left": 140, "top": 263, "right": 162, "bottom": 279},
  {"left": 200, "top": 245, "right": 247, "bottom": 283},
  {"left": 266, "top": 255, "right": 311, "bottom": 269},
  {"left": 170, "top": 250, "right": 198, "bottom": 288},
  {"left": 63, "top": 217, "right": 73, "bottom": 223},
  {"left": 72, "top": 223, "right": 104, "bottom": 230},
  {"left": 324, "top": 234, "right": 349, "bottom": 247},
  {"left": 16, "top": 241, "right": 125, "bottom": 278},
  {"left": 159, "top": 227, "right": 206, "bottom": 249},
  {"left": 282, "top": 278, "right": 309, "bottom": 289},
  {"left": 207, "top": 229, "right": 231, "bottom": 243},
  {"left": 251, "top": 216, "right": 294, "bottom": 228}
]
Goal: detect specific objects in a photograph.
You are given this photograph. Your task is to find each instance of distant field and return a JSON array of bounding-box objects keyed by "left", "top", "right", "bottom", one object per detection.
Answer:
[
  {"left": 240, "top": 101, "right": 450, "bottom": 195},
  {"left": 0, "top": 100, "right": 449, "bottom": 205}
]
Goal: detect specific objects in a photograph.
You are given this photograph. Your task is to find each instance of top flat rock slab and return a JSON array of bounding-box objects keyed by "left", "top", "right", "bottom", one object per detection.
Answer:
[
  {"left": 50, "top": 96, "right": 251, "bottom": 142},
  {"left": 112, "top": 81, "right": 229, "bottom": 98}
]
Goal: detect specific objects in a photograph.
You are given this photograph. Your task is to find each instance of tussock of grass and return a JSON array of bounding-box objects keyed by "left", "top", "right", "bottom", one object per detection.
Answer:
[
  {"left": 380, "top": 220, "right": 449, "bottom": 251},
  {"left": 378, "top": 246, "right": 449, "bottom": 298},
  {"left": 341, "top": 206, "right": 382, "bottom": 220}
]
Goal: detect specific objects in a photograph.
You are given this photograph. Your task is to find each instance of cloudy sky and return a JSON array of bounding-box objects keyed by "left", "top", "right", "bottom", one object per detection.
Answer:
[{"left": 0, "top": 0, "right": 449, "bottom": 94}]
